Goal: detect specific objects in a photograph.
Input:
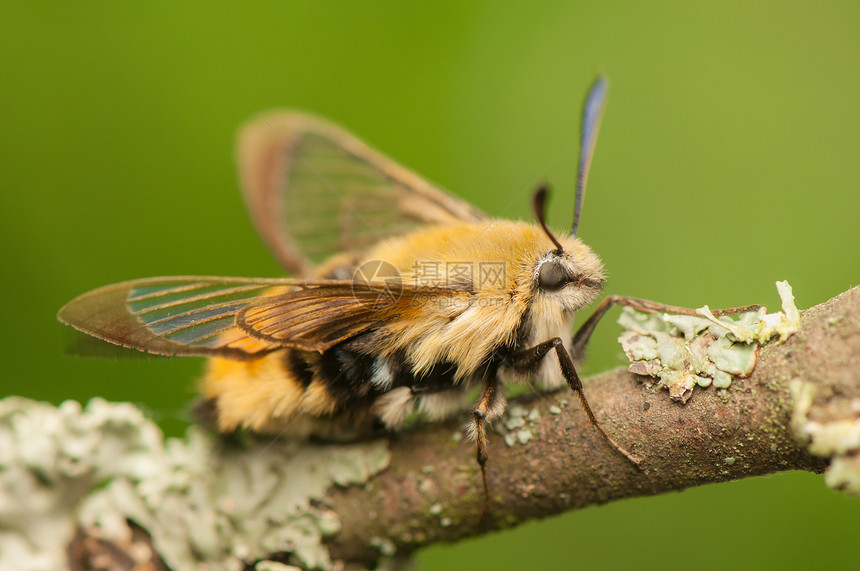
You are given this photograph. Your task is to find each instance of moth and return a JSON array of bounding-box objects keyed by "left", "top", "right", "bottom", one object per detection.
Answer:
[{"left": 59, "top": 77, "right": 756, "bottom": 498}]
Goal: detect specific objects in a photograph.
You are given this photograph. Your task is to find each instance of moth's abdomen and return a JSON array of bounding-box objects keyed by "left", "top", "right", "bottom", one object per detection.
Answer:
[
  {"left": 200, "top": 343, "right": 477, "bottom": 439},
  {"left": 201, "top": 349, "right": 376, "bottom": 439}
]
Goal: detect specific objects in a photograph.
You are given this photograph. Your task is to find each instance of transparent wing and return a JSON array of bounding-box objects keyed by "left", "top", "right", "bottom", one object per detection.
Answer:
[
  {"left": 59, "top": 276, "right": 469, "bottom": 358},
  {"left": 58, "top": 277, "right": 298, "bottom": 359},
  {"left": 237, "top": 112, "right": 488, "bottom": 276}
]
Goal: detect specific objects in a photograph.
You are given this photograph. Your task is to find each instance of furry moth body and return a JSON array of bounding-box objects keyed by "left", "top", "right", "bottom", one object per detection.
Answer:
[
  {"left": 67, "top": 76, "right": 765, "bottom": 501},
  {"left": 197, "top": 219, "right": 605, "bottom": 437}
]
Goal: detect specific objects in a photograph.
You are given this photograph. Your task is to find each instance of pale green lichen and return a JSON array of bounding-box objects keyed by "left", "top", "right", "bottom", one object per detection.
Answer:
[
  {"left": 708, "top": 337, "right": 759, "bottom": 377},
  {"left": 790, "top": 381, "right": 860, "bottom": 494},
  {"left": 0, "top": 397, "right": 390, "bottom": 571},
  {"left": 369, "top": 536, "right": 396, "bottom": 558},
  {"left": 712, "top": 370, "right": 733, "bottom": 389},
  {"left": 618, "top": 281, "right": 800, "bottom": 403},
  {"left": 696, "top": 280, "right": 799, "bottom": 343},
  {"left": 515, "top": 429, "right": 533, "bottom": 445},
  {"left": 498, "top": 405, "right": 540, "bottom": 448},
  {"left": 825, "top": 455, "right": 860, "bottom": 493},
  {"left": 256, "top": 563, "right": 303, "bottom": 571}
]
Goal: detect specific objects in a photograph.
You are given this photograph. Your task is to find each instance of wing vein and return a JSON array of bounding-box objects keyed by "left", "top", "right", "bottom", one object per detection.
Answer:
[{"left": 132, "top": 284, "right": 275, "bottom": 315}]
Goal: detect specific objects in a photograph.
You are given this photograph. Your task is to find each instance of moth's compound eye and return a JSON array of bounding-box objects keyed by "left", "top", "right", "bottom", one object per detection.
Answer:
[{"left": 537, "top": 260, "right": 569, "bottom": 291}]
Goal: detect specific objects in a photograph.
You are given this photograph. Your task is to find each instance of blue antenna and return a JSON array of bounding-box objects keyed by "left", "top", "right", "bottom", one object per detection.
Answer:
[{"left": 571, "top": 75, "right": 608, "bottom": 236}]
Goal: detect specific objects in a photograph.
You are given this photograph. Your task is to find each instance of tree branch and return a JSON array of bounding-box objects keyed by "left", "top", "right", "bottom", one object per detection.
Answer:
[{"left": 3, "top": 287, "right": 857, "bottom": 570}]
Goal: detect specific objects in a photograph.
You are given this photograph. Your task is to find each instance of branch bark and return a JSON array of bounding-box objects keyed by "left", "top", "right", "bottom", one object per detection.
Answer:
[{"left": 4, "top": 287, "right": 858, "bottom": 570}]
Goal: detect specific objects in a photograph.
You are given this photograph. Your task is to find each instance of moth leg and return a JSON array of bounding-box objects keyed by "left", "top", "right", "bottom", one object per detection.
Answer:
[
  {"left": 572, "top": 295, "right": 763, "bottom": 358},
  {"left": 513, "top": 337, "right": 641, "bottom": 467},
  {"left": 473, "top": 375, "right": 502, "bottom": 508}
]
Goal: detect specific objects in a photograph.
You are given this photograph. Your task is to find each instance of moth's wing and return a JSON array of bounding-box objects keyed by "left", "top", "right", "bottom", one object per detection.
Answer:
[
  {"left": 237, "top": 112, "right": 488, "bottom": 276},
  {"left": 58, "top": 276, "right": 469, "bottom": 358},
  {"left": 238, "top": 281, "right": 471, "bottom": 353},
  {"left": 58, "top": 276, "right": 301, "bottom": 359}
]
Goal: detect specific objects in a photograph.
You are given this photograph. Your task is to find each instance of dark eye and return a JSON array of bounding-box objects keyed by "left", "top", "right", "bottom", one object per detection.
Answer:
[{"left": 538, "top": 261, "right": 570, "bottom": 291}]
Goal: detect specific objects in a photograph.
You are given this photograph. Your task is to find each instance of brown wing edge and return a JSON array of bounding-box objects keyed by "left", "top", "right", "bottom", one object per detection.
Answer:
[
  {"left": 237, "top": 114, "right": 313, "bottom": 276},
  {"left": 236, "top": 111, "right": 489, "bottom": 276},
  {"left": 57, "top": 277, "right": 294, "bottom": 360}
]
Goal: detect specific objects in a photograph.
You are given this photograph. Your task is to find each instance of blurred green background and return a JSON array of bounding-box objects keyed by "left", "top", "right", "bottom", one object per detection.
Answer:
[{"left": 2, "top": 1, "right": 858, "bottom": 569}]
